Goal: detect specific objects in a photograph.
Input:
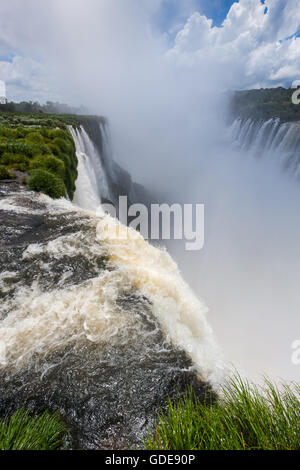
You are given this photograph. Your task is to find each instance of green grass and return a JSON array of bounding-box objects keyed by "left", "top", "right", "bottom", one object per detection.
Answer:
[
  {"left": 145, "top": 375, "right": 300, "bottom": 450},
  {"left": 0, "top": 409, "right": 68, "bottom": 450}
]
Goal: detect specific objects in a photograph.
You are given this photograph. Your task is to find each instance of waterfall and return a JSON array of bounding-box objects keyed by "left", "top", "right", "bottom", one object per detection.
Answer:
[
  {"left": 0, "top": 121, "right": 223, "bottom": 447},
  {"left": 99, "top": 121, "right": 117, "bottom": 184},
  {"left": 69, "top": 126, "right": 110, "bottom": 211},
  {"left": 229, "top": 118, "right": 300, "bottom": 176},
  {"left": 70, "top": 122, "right": 143, "bottom": 212}
]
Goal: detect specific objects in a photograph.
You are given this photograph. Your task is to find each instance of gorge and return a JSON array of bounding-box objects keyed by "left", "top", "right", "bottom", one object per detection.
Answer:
[
  {"left": 0, "top": 114, "right": 221, "bottom": 449},
  {"left": 0, "top": 89, "right": 300, "bottom": 447}
]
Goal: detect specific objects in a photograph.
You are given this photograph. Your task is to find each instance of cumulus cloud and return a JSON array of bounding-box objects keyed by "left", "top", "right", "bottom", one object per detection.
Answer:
[
  {"left": 0, "top": 56, "right": 54, "bottom": 102},
  {"left": 168, "top": 0, "right": 300, "bottom": 88}
]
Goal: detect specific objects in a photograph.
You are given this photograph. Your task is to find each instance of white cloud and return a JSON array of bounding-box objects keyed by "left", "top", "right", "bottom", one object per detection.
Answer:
[
  {"left": 168, "top": 0, "right": 300, "bottom": 88},
  {"left": 174, "top": 13, "right": 214, "bottom": 52},
  {"left": 0, "top": 56, "right": 56, "bottom": 102}
]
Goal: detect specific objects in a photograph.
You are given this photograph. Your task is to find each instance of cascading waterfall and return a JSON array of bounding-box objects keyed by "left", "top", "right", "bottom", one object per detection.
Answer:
[
  {"left": 229, "top": 118, "right": 300, "bottom": 177},
  {"left": 70, "top": 122, "right": 141, "bottom": 211},
  {"left": 0, "top": 122, "right": 223, "bottom": 449},
  {"left": 69, "top": 125, "right": 110, "bottom": 211}
]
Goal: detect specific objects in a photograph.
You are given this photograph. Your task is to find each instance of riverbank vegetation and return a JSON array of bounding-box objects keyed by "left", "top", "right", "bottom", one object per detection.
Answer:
[
  {"left": 0, "top": 109, "right": 105, "bottom": 199},
  {"left": 145, "top": 375, "right": 300, "bottom": 451},
  {"left": 231, "top": 87, "right": 300, "bottom": 122},
  {"left": 0, "top": 123, "right": 78, "bottom": 198}
]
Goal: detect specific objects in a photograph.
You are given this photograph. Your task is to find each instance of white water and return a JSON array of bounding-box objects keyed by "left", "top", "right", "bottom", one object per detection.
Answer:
[
  {"left": 0, "top": 126, "right": 224, "bottom": 386},
  {"left": 70, "top": 126, "right": 110, "bottom": 211},
  {"left": 229, "top": 118, "right": 300, "bottom": 176},
  {"left": 2, "top": 116, "right": 300, "bottom": 390},
  {"left": 96, "top": 216, "right": 224, "bottom": 383},
  {"left": 69, "top": 123, "right": 226, "bottom": 383},
  {"left": 68, "top": 119, "right": 300, "bottom": 384}
]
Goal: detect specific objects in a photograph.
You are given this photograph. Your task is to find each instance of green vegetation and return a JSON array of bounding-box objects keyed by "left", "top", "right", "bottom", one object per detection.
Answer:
[
  {"left": 30, "top": 155, "right": 66, "bottom": 179},
  {"left": 1, "top": 377, "right": 298, "bottom": 450},
  {"left": 0, "top": 165, "right": 15, "bottom": 180},
  {"left": 0, "top": 109, "right": 98, "bottom": 131},
  {"left": 0, "top": 99, "right": 88, "bottom": 116},
  {"left": 145, "top": 376, "right": 300, "bottom": 450},
  {"left": 0, "top": 106, "right": 105, "bottom": 199},
  {"left": 0, "top": 112, "right": 81, "bottom": 198},
  {"left": 231, "top": 87, "right": 300, "bottom": 122},
  {"left": 28, "top": 169, "right": 67, "bottom": 199},
  {"left": 0, "top": 409, "right": 68, "bottom": 450}
]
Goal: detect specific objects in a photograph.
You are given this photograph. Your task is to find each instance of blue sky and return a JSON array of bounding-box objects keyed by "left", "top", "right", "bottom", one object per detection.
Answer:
[
  {"left": 190, "top": 0, "right": 237, "bottom": 26},
  {"left": 158, "top": 0, "right": 300, "bottom": 37},
  {"left": 156, "top": 0, "right": 237, "bottom": 33}
]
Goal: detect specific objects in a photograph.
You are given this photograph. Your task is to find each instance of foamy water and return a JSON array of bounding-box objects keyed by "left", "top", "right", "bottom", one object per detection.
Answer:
[{"left": 0, "top": 188, "right": 223, "bottom": 386}]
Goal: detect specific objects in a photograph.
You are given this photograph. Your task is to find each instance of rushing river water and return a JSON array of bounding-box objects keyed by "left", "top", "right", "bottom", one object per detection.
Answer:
[{"left": 0, "top": 169, "right": 221, "bottom": 449}]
